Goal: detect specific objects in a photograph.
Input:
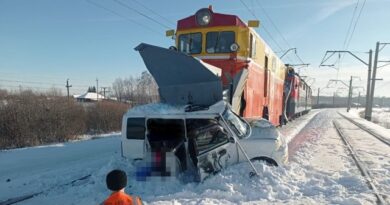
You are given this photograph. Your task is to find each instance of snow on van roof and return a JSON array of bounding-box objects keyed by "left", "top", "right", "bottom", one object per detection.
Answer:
[{"left": 125, "top": 100, "right": 227, "bottom": 117}]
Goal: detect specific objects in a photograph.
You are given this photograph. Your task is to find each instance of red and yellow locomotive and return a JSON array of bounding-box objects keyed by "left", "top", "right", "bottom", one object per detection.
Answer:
[{"left": 168, "top": 6, "right": 311, "bottom": 126}]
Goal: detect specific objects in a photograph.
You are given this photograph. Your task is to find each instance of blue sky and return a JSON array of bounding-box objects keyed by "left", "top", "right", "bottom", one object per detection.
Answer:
[{"left": 0, "top": 0, "right": 389, "bottom": 96}]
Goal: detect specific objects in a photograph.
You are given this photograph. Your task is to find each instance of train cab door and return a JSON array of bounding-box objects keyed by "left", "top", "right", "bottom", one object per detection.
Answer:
[{"left": 264, "top": 55, "right": 269, "bottom": 100}]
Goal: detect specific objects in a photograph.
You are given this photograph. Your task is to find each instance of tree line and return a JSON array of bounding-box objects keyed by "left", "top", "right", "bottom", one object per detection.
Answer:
[
  {"left": 111, "top": 71, "right": 159, "bottom": 105},
  {"left": 0, "top": 71, "right": 160, "bottom": 149}
]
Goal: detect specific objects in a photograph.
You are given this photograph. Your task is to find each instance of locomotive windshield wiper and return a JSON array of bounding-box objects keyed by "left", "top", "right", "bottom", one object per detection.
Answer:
[{"left": 213, "top": 32, "right": 220, "bottom": 53}]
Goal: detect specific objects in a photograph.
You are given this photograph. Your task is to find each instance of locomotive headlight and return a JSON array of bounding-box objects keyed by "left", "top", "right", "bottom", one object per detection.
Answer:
[
  {"left": 196, "top": 8, "right": 212, "bottom": 26},
  {"left": 230, "top": 43, "right": 239, "bottom": 52}
]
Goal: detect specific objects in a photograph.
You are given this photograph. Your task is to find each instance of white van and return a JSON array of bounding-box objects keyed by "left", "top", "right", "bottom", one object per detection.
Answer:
[{"left": 121, "top": 101, "right": 288, "bottom": 181}]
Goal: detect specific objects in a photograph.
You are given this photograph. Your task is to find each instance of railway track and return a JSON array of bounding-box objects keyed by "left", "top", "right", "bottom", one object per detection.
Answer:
[
  {"left": 338, "top": 112, "right": 390, "bottom": 147},
  {"left": 333, "top": 116, "right": 389, "bottom": 205}
]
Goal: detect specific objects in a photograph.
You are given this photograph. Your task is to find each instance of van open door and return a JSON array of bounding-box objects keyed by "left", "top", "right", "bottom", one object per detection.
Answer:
[{"left": 186, "top": 119, "right": 238, "bottom": 181}]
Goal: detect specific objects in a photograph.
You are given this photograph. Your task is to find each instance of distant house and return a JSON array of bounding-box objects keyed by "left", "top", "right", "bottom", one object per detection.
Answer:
[{"left": 74, "top": 92, "right": 105, "bottom": 102}]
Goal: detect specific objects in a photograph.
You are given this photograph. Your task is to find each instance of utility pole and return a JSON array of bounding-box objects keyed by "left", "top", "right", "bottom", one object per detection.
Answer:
[
  {"left": 333, "top": 92, "right": 335, "bottom": 106},
  {"left": 368, "top": 41, "right": 389, "bottom": 119},
  {"left": 347, "top": 76, "right": 353, "bottom": 112},
  {"left": 96, "top": 78, "right": 99, "bottom": 101},
  {"left": 101, "top": 87, "right": 109, "bottom": 98},
  {"left": 365, "top": 50, "right": 373, "bottom": 119},
  {"left": 317, "top": 87, "right": 320, "bottom": 105},
  {"left": 65, "top": 79, "right": 72, "bottom": 100},
  {"left": 319, "top": 50, "right": 372, "bottom": 118},
  {"left": 357, "top": 92, "right": 361, "bottom": 109},
  {"left": 368, "top": 42, "right": 381, "bottom": 120}
]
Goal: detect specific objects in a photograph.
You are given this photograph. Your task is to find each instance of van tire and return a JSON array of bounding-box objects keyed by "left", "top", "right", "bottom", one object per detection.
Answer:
[{"left": 251, "top": 157, "right": 278, "bottom": 166}]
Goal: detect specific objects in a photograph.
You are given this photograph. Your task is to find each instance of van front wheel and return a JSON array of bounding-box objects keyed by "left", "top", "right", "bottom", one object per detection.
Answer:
[{"left": 250, "top": 157, "right": 278, "bottom": 166}]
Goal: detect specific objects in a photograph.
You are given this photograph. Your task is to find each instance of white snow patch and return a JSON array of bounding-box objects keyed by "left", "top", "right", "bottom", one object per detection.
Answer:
[{"left": 1, "top": 110, "right": 379, "bottom": 204}]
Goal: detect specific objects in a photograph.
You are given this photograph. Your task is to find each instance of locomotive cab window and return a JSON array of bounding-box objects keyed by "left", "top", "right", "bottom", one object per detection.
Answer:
[
  {"left": 206, "top": 31, "right": 235, "bottom": 53},
  {"left": 178, "top": 33, "right": 202, "bottom": 54}
]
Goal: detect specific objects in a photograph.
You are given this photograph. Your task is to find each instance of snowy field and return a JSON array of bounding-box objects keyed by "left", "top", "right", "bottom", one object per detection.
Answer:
[
  {"left": 370, "top": 108, "right": 390, "bottom": 129},
  {"left": 1, "top": 109, "right": 389, "bottom": 204},
  {"left": 349, "top": 107, "right": 390, "bottom": 129}
]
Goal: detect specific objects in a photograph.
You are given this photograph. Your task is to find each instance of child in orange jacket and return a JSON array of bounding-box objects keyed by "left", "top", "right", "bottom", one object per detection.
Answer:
[{"left": 102, "top": 169, "right": 143, "bottom": 205}]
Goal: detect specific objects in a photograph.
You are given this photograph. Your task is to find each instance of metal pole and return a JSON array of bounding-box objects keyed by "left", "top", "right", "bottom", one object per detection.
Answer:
[
  {"left": 347, "top": 76, "right": 353, "bottom": 112},
  {"left": 333, "top": 92, "right": 335, "bottom": 107},
  {"left": 368, "top": 42, "right": 380, "bottom": 120},
  {"left": 365, "top": 49, "right": 373, "bottom": 120},
  {"left": 96, "top": 78, "right": 99, "bottom": 101},
  {"left": 357, "top": 92, "right": 360, "bottom": 109},
  {"left": 317, "top": 88, "right": 320, "bottom": 105},
  {"left": 280, "top": 48, "right": 296, "bottom": 59},
  {"left": 66, "top": 79, "right": 72, "bottom": 101}
]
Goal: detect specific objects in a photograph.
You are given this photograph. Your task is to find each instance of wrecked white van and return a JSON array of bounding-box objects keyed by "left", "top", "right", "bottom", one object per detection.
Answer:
[{"left": 121, "top": 101, "right": 287, "bottom": 182}]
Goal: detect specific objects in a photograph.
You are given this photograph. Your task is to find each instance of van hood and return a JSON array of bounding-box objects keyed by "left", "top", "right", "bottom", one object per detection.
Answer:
[{"left": 135, "top": 43, "right": 223, "bottom": 106}]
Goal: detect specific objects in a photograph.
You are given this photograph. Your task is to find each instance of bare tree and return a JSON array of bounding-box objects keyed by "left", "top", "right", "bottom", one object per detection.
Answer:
[
  {"left": 112, "top": 78, "right": 125, "bottom": 102},
  {"left": 111, "top": 72, "right": 159, "bottom": 105}
]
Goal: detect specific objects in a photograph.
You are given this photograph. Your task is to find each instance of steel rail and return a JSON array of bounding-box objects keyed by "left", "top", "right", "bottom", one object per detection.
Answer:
[
  {"left": 333, "top": 120, "right": 386, "bottom": 205},
  {"left": 338, "top": 112, "right": 390, "bottom": 147}
]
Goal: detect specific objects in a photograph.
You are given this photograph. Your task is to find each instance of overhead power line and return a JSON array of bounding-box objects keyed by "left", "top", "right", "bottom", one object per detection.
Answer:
[
  {"left": 0, "top": 78, "right": 99, "bottom": 88},
  {"left": 345, "top": 0, "right": 366, "bottom": 49},
  {"left": 0, "top": 79, "right": 63, "bottom": 86},
  {"left": 113, "top": 0, "right": 172, "bottom": 29},
  {"left": 343, "top": 0, "right": 360, "bottom": 49},
  {"left": 254, "top": 0, "right": 292, "bottom": 49},
  {"left": 131, "top": 0, "right": 175, "bottom": 27},
  {"left": 238, "top": 0, "right": 284, "bottom": 52},
  {"left": 255, "top": 0, "right": 306, "bottom": 64},
  {"left": 85, "top": 0, "right": 163, "bottom": 35},
  {"left": 340, "top": 0, "right": 367, "bottom": 64},
  {"left": 239, "top": 0, "right": 301, "bottom": 64}
]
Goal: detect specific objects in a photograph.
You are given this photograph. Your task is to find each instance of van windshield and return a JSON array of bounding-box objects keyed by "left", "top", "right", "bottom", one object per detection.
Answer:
[{"left": 222, "top": 109, "right": 249, "bottom": 139}]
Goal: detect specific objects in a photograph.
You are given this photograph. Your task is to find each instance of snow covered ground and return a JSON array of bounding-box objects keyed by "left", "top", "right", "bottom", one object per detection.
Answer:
[
  {"left": 349, "top": 107, "right": 390, "bottom": 129},
  {"left": 1, "top": 109, "right": 389, "bottom": 204}
]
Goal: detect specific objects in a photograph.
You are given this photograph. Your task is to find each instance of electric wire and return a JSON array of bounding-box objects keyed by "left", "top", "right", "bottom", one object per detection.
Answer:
[
  {"left": 341, "top": 0, "right": 367, "bottom": 63},
  {"left": 0, "top": 84, "right": 86, "bottom": 92},
  {"left": 238, "top": 0, "right": 283, "bottom": 52},
  {"left": 0, "top": 78, "right": 110, "bottom": 90},
  {"left": 345, "top": 0, "right": 366, "bottom": 50},
  {"left": 85, "top": 0, "right": 163, "bottom": 35},
  {"left": 0, "top": 71, "right": 112, "bottom": 85},
  {"left": 131, "top": 0, "right": 175, "bottom": 27},
  {"left": 112, "top": 0, "right": 172, "bottom": 29},
  {"left": 238, "top": 0, "right": 296, "bottom": 64},
  {"left": 254, "top": 0, "right": 306, "bottom": 65},
  {"left": 343, "top": 0, "right": 360, "bottom": 50}
]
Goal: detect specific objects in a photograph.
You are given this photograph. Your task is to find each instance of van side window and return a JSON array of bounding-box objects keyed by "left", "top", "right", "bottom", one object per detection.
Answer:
[{"left": 126, "top": 118, "right": 145, "bottom": 139}]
